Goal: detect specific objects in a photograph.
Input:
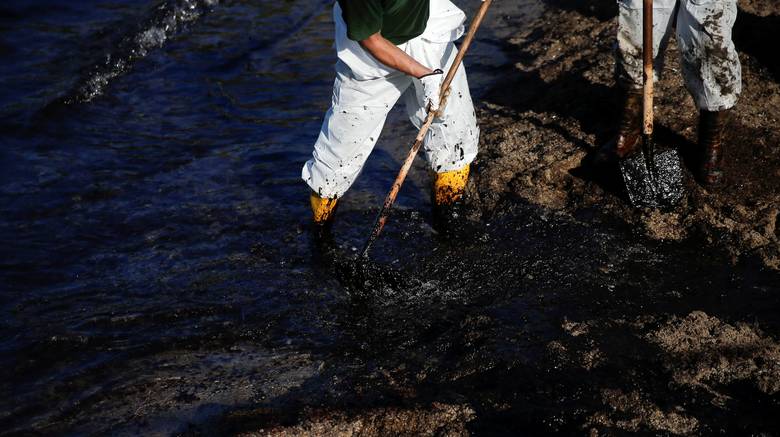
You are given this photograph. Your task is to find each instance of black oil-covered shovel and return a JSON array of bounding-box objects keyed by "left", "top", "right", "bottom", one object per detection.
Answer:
[{"left": 619, "top": 0, "right": 684, "bottom": 208}]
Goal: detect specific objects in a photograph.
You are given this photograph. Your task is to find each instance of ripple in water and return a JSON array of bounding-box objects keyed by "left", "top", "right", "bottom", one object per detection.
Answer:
[{"left": 57, "top": 0, "right": 220, "bottom": 105}]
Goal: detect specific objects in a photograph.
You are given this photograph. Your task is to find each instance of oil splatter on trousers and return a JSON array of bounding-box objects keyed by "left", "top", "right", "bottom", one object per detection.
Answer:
[
  {"left": 302, "top": 2, "right": 479, "bottom": 199},
  {"left": 617, "top": 0, "right": 741, "bottom": 111}
]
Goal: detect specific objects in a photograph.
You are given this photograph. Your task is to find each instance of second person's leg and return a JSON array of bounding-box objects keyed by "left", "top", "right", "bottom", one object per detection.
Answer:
[
  {"left": 610, "top": 0, "right": 678, "bottom": 158},
  {"left": 676, "top": 0, "right": 741, "bottom": 185}
]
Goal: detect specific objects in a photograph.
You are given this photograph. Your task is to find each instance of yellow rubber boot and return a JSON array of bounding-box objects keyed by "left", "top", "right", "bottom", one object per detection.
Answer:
[
  {"left": 310, "top": 192, "right": 338, "bottom": 225},
  {"left": 434, "top": 164, "right": 470, "bottom": 206}
]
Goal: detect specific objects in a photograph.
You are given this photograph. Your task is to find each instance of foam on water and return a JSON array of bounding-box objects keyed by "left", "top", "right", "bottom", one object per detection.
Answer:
[{"left": 56, "top": 0, "right": 220, "bottom": 105}]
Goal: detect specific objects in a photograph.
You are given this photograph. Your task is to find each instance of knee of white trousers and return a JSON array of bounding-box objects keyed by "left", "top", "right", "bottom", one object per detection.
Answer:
[
  {"left": 302, "top": 106, "right": 388, "bottom": 199},
  {"left": 302, "top": 156, "right": 363, "bottom": 199},
  {"left": 678, "top": 0, "right": 742, "bottom": 111},
  {"left": 302, "top": 142, "right": 374, "bottom": 199},
  {"left": 424, "top": 124, "right": 480, "bottom": 173},
  {"left": 683, "top": 62, "right": 741, "bottom": 111}
]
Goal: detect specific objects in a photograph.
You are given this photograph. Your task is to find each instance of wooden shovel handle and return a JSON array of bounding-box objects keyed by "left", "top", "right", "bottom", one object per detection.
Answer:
[{"left": 643, "top": 0, "right": 654, "bottom": 135}]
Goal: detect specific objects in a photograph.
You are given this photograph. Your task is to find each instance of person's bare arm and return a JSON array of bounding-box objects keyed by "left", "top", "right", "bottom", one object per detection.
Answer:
[{"left": 359, "top": 32, "right": 433, "bottom": 78}]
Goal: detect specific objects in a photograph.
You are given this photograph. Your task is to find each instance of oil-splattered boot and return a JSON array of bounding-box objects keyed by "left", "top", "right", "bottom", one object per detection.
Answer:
[
  {"left": 432, "top": 164, "right": 469, "bottom": 236},
  {"left": 593, "top": 88, "right": 643, "bottom": 163},
  {"left": 698, "top": 109, "right": 729, "bottom": 187},
  {"left": 310, "top": 191, "right": 338, "bottom": 245}
]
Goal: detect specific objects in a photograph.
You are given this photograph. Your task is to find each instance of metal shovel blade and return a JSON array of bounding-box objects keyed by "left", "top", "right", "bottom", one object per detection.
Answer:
[{"left": 619, "top": 136, "right": 684, "bottom": 208}]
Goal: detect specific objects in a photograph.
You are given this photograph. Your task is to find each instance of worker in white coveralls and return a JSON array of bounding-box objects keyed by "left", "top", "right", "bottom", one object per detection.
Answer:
[
  {"left": 302, "top": 0, "right": 480, "bottom": 231},
  {"left": 599, "top": 0, "right": 741, "bottom": 186}
]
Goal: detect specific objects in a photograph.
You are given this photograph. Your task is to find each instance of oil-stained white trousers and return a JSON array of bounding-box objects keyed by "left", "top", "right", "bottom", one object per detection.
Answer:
[
  {"left": 302, "top": 3, "right": 479, "bottom": 199},
  {"left": 617, "top": 0, "right": 741, "bottom": 111}
]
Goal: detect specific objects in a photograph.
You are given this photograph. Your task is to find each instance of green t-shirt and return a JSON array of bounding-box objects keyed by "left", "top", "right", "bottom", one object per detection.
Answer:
[{"left": 337, "top": 0, "right": 430, "bottom": 45}]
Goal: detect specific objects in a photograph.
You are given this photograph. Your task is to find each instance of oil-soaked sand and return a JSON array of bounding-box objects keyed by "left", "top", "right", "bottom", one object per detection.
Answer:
[{"left": 198, "top": 199, "right": 780, "bottom": 436}]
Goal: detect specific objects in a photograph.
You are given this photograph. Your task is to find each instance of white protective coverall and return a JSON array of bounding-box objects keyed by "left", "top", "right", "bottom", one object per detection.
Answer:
[
  {"left": 302, "top": 0, "right": 480, "bottom": 199},
  {"left": 617, "top": 0, "right": 741, "bottom": 111}
]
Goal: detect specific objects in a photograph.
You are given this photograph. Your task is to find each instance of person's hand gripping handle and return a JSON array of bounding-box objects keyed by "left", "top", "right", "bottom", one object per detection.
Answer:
[{"left": 419, "top": 68, "right": 445, "bottom": 114}]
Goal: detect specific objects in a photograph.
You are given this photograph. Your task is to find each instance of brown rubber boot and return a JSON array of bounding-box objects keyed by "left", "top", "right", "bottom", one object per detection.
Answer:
[
  {"left": 698, "top": 109, "right": 729, "bottom": 186},
  {"left": 594, "top": 88, "right": 643, "bottom": 163}
]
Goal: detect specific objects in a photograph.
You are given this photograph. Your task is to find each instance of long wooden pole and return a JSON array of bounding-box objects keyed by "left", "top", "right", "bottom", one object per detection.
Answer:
[
  {"left": 643, "top": 0, "right": 654, "bottom": 136},
  {"left": 361, "top": 0, "right": 494, "bottom": 258}
]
